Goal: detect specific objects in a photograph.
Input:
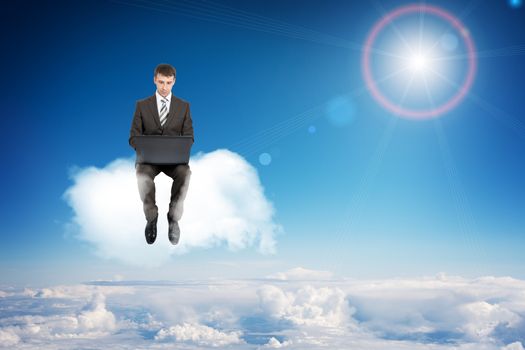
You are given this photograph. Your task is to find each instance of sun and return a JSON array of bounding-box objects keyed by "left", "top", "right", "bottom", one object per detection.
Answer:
[
  {"left": 409, "top": 53, "right": 429, "bottom": 72},
  {"left": 362, "top": 4, "right": 477, "bottom": 119}
]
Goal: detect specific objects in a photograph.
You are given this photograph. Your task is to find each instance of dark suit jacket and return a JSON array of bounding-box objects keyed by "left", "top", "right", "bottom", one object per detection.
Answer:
[{"left": 129, "top": 94, "right": 194, "bottom": 149}]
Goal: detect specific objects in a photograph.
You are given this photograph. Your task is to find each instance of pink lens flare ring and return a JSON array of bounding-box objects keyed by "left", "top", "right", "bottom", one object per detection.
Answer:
[{"left": 362, "top": 4, "right": 477, "bottom": 119}]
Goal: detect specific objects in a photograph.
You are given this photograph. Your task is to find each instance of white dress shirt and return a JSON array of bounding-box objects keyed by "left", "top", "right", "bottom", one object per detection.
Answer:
[{"left": 156, "top": 91, "right": 172, "bottom": 117}]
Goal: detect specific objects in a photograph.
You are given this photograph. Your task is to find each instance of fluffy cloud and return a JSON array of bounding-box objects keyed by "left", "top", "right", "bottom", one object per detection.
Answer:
[
  {"left": 2, "top": 272, "right": 525, "bottom": 349},
  {"left": 258, "top": 284, "right": 351, "bottom": 328},
  {"left": 64, "top": 149, "right": 281, "bottom": 266},
  {"left": 344, "top": 275, "right": 525, "bottom": 345},
  {"left": 0, "top": 293, "right": 116, "bottom": 344},
  {"left": 155, "top": 322, "right": 243, "bottom": 346},
  {"left": 501, "top": 342, "right": 525, "bottom": 350},
  {"left": 76, "top": 294, "right": 116, "bottom": 334},
  {"left": 263, "top": 337, "right": 292, "bottom": 348},
  {"left": 460, "top": 301, "right": 521, "bottom": 339},
  {"left": 0, "top": 328, "right": 20, "bottom": 347}
]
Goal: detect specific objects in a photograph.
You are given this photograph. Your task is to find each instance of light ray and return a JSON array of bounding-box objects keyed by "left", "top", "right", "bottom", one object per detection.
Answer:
[
  {"left": 467, "top": 93, "right": 525, "bottom": 139},
  {"left": 110, "top": 0, "right": 362, "bottom": 50},
  {"left": 418, "top": 0, "right": 427, "bottom": 54},
  {"left": 400, "top": 71, "right": 416, "bottom": 104},
  {"left": 372, "top": 0, "right": 416, "bottom": 56},
  {"left": 332, "top": 68, "right": 415, "bottom": 269},
  {"left": 433, "top": 119, "right": 485, "bottom": 270},
  {"left": 420, "top": 72, "right": 484, "bottom": 272},
  {"left": 230, "top": 62, "right": 411, "bottom": 157},
  {"left": 432, "top": 43, "right": 525, "bottom": 62},
  {"left": 422, "top": 0, "right": 481, "bottom": 56},
  {"left": 332, "top": 116, "right": 398, "bottom": 272},
  {"left": 428, "top": 68, "right": 525, "bottom": 139}
]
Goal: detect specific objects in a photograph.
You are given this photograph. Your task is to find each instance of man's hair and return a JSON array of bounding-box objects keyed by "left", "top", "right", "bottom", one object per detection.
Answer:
[{"left": 154, "top": 64, "right": 176, "bottom": 78}]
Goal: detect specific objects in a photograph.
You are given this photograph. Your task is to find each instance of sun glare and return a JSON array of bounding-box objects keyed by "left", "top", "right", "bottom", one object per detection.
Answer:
[
  {"left": 362, "top": 4, "right": 477, "bottom": 119},
  {"left": 409, "top": 54, "right": 429, "bottom": 72}
]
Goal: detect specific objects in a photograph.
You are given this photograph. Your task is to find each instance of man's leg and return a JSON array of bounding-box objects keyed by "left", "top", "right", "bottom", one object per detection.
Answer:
[
  {"left": 136, "top": 163, "right": 161, "bottom": 221},
  {"left": 163, "top": 164, "right": 191, "bottom": 221},
  {"left": 162, "top": 164, "right": 191, "bottom": 245}
]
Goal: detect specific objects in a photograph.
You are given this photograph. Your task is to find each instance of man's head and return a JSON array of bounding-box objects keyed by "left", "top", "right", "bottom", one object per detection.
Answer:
[{"left": 154, "top": 64, "right": 176, "bottom": 97}]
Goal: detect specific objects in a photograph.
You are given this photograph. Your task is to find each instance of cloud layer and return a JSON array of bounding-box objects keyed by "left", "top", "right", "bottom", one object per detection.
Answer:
[
  {"left": 155, "top": 323, "right": 243, "bottom": 346},
  {"left": 64, "top": 149, "right": 281, "bottom": 266},
  {"left": 1, "top": 271, "right": 525, "bottom": 349}
]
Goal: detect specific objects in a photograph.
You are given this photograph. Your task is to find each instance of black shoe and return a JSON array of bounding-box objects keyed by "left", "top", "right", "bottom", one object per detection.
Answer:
[
  {"left": 145, "top": 216, "right": 158, "bottom": 244},
  {"left": 167, "top": 213, "right": 180, "bottom": 245}
]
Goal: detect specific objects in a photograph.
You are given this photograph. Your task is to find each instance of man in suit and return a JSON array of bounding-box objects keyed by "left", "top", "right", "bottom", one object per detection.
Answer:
[{"left": 129, "top": 63, "right": 194, "bottom": 245}]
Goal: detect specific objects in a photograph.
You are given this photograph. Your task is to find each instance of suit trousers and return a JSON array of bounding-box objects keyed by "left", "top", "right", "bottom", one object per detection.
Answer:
[{"left": 135, "top": 163, "right": 191, "bottom": 222}]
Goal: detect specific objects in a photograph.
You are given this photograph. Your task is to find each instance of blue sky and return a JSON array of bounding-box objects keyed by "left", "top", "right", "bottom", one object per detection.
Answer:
[{"left": 1, "top": 0, "right": 525, "bottom": 286}]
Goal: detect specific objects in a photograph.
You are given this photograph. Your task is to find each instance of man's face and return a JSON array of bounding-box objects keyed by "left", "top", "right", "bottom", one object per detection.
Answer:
[{"left": 154, "top": 73, "right": 175, "bottom": 97}]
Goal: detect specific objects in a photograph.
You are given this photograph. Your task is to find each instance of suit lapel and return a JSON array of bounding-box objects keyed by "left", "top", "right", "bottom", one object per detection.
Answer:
[
  {"left": 164, "top": 94, "right": 178, "bottom": 128},
  {"left": 146, "top": 95, "right": 162, "bottom": 129}
]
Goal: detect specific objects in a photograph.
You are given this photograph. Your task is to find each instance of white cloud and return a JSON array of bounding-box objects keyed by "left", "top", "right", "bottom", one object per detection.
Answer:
[
  {"left": 343, "top": 275, "right": 525, "bottom": 344},
  {"left": 0, "top": 328, "right": 20, "bottom": 347},
  {"left": 155, "top": 322, "right": 243, "bottom": 346},
  {"left": 34, "top": 284, "right": 133, "bottom": 299},
  {"left": 2, "top": 272, "right": 525, "bottom": 349},
  {"left": 76, "top": 294, "right": 116, "bottom": 334},
  {"left": 262, "top": 336, "right": 292, "bottom": 348},
  {"left": 460, "top": 301, "right": 521, "bottom": 340},
  {"left": 257, "top": 284, "right": 352, "bottom": 328},
  {"left": 64, "top": 149, "right": 281, "bottom": 266},
  {"left": 501, "top": 342, "right": 525, "bottom": 350},
  {"left": 0, "top": 293, "right": 117, "bottom": 344},
  {"left": 22, "top": 288, "right": 37, "bottom": 297},
  {"left": 267, "top": 267, "right": 333, "bottom": 281}
]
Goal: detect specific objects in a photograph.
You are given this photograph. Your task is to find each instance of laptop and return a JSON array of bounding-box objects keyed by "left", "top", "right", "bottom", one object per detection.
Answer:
[{"left": 132, "top": 135, "right": 193, "bottom": 164}]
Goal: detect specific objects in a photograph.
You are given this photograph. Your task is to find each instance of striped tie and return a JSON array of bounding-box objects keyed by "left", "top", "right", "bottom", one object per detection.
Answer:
[{"left": 159, "top": 98, "right": 168, "bottom": 126}]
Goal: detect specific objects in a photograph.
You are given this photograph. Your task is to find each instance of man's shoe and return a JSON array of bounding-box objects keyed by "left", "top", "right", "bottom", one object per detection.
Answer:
[
  {"left": 168, "top": 213, "right": 180, "bottom": 245},
  {"left": 145, "top": 216, "right": 158, "bottom": 244}
]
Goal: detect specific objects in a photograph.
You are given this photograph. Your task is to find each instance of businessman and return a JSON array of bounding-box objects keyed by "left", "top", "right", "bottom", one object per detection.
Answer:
[{"left": 129, "top": 63, "right": 194, "bottom": 245}]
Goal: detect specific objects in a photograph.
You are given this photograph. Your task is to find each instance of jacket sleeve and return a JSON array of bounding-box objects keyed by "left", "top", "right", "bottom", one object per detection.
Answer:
[
  {"left": 182, "top": 103, "right": 194, "bottom": 143},
  {"left": 129, "top": 101, "right": 143, "bottom": 149}
]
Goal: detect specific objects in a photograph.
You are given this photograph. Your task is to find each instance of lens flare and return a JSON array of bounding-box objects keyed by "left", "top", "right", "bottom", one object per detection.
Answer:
[{"left": 362, "top": 4, "right": 477, "bottom": 119}]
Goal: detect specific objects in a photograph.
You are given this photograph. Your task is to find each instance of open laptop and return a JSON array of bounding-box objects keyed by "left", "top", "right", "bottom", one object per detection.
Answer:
[{"left": 132, "top": 135, "right": 193, "bottom": 164}]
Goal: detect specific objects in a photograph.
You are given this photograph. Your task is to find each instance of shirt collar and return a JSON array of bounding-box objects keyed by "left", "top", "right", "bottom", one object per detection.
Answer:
[{"left": 156, "top": 90, "right": 172, "bottom": 102}]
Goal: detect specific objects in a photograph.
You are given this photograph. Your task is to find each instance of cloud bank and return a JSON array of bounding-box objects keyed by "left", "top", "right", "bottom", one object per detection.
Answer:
[
  {"left": 64, "top": 149, "right": 281, "bottom": 266},
  {"left": 1, "top": 271, "right": 525, "bottom": 349},
  {"left": 267, "top": 267, "right": 334, "bottom": 281},
  {"left": 155, "top": 323, "right": 244, "bottom": 346}
]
